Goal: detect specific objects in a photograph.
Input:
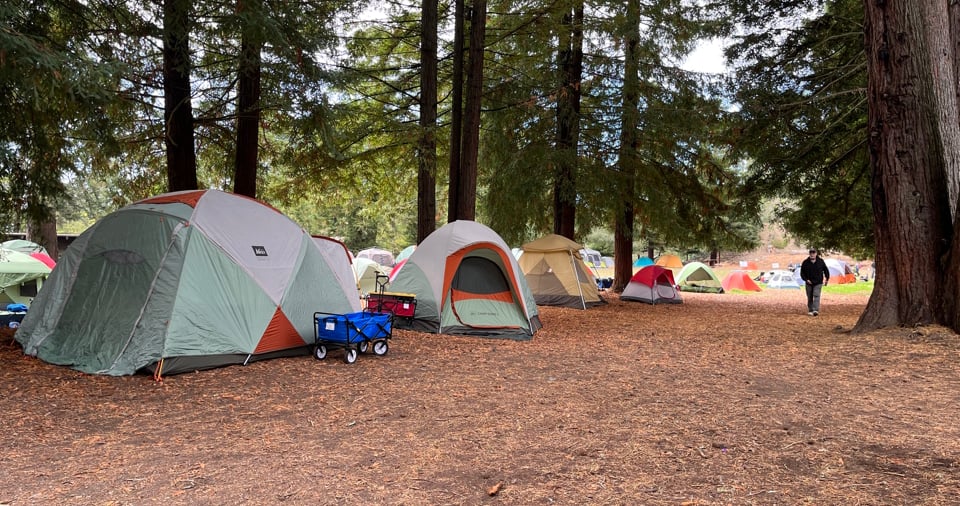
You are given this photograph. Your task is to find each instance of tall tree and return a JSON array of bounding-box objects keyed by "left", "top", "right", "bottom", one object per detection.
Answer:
[
  {"left": 418, "top": 0, "right": 439, "bottom": 242},
  {"left": 612, "top": 0, "right": 641, "bottom": 293},
  {"left": 453, "top": 0, "right": 487, "bottom": 221},
  {"left": 727, "top": 0, "right": 873, "bottom": 258},
  {"left": 448, "top": 0, "right": 465, "bottom": 222},
  {"left": 0, "top": 0, "right": 122, "bottom": 251},
  {"left": 163, "top": 0, "right": 198, "bottom": 191},
  {"left": 553, "top": 1, "right": 583, "bottom": 239},
  {"left": 856, "top": 0, "right": 960, "bottom": 331},
  {"left": 233, "top": 0, "right": 264, "bottom": 198}
]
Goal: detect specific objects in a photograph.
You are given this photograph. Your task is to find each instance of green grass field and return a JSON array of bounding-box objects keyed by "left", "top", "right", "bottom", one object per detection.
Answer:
[{"left": 822, "top": 280, "right": 875, "bottom": 296}]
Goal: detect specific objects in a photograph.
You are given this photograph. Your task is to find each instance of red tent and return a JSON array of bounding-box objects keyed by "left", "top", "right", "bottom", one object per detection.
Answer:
[
  {"left": 721, "top": 270, "right": 762, "bottom": 292},
  {"left": 621, "top": 265, "right": 682, "bottom": 304},
  {"left": 30, "top": 252, "right": 56, "bottom": 269}
]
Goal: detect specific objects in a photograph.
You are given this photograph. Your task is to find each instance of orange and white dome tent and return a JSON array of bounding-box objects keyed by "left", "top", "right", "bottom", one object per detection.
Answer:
[
  {"left": 388, "top": 220, "right": 542, "bottom": 339},
  {"left": 17, "top": 190, "right": 361, "bottom": 376}
]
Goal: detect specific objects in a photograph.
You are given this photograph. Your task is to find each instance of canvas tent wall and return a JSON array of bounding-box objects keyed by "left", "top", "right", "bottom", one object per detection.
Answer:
[
  {"left": 0, "top": 248, "right": 53, "bottom": 306},
  {"left": 16, "top": 190, "right": 362, "bottom": 376},
  {"left": 621, "top": 266, "right": 682, "bottom": 304},
  {"left": 675, "top": 261, "right": 724, "bottom": 293},
  {"left": 353, "top": 257, "right": 389, "bottom": 296},
  {"left": 519, "top": 234, "right": 604, "bottom": 309},
  {"left": 388, "top": 220, "right": 541, "bottom": 339}
]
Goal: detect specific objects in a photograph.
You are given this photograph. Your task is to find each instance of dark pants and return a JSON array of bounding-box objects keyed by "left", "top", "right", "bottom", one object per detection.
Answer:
[{"left": 805, "top": 283, "right": 823, "bottom": 312}]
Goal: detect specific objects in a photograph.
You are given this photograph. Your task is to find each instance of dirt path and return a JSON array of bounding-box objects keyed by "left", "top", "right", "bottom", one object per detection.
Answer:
[{"left": 1, "top": 290, "right": 958, "bottom": 505}]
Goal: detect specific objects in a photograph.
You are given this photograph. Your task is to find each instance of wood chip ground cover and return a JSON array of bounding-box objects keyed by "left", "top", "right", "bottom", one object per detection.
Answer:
[{"left": 1, "top": 288, "right": 959, "bottom": 505}]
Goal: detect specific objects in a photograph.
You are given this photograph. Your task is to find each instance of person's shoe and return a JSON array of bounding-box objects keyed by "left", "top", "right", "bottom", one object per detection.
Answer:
[
  {"left": 813, "top": 311, "right": 819, "bottom": 316},
  {"left": 807, "top": 311, "right": 814, "bottom": 316}
]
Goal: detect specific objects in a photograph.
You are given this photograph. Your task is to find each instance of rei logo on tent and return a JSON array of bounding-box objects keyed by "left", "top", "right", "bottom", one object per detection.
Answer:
[{"left": 252, "top": 245, "right": 268, "bottom": 257}]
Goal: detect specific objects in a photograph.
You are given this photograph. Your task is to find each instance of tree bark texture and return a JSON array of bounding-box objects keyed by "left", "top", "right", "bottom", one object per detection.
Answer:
[
  {"left": 612, "top": 0, "right": 640, "bottom": 293},
  {"left": 447, "top": 0, "right": 465, "bottom": 223},
  {"left": 28, "top": 218, "right": 58, "bottom": 261},
  {"left": 455, "top": 0, "right": 486, "bottom": 221},
  {"left": 233, "top": 11, "right": 262, "bottom": 199},
  {"left": 163, "top": 0, "right": 198, "bottom": 192},
  {"left": 418, "top": 0, "right": 438, "bottom": 242},
  {"left": 857, "top": 0, "right": 960, "bottom": 331},
  {"left": 553, "top": 4, "right": 583, "bottom": 240}
]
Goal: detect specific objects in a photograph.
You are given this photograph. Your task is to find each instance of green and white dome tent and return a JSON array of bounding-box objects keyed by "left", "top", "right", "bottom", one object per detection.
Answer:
[{"left": 16, "top": 189, "right": 361, "bottom": 376}]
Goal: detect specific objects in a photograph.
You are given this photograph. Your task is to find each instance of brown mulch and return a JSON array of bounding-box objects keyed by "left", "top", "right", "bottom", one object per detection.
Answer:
[{"left": 2, "top": 290, "right": 959, "bottom": 505}]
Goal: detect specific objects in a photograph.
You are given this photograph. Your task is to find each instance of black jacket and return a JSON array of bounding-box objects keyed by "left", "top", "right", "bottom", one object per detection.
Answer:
[{"left": 800, "top": 257, "right": 830, "bottom": 286}]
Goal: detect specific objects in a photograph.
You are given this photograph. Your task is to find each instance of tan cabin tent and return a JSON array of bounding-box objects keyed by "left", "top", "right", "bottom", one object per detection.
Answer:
[{"left": 519, "top": 234, "right": 605, "bottom": 309}]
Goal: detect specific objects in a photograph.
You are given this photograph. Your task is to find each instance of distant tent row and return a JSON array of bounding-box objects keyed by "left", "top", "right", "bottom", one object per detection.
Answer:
[{"left": 25, "top": 189, "right": 840, "bottom": 376}]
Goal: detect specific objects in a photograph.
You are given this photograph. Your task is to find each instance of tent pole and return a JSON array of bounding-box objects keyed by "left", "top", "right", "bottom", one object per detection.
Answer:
[{"left": 570, "top": 252, "right": 587, "bottom": 310}]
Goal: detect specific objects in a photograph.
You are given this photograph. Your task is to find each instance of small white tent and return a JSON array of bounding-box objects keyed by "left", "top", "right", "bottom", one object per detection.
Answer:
[{"left": 765, "top": 269, "right": 801, "bottom": 289}]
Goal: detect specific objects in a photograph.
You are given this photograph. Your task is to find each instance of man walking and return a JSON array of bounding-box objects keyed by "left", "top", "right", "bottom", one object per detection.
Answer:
[{"left": 800, "top": 248, "right": 830, "bottom": 316}]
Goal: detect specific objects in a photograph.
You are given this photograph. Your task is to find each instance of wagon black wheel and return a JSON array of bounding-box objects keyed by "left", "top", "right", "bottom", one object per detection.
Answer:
[
  {"left": 344, "top": 347, "right": 358, "bottom": 364},
  {"left": 313, "top": 344, "right": 327, "bottom": 360},
  {"left": 358, "top": 341, "right": 369, "bottom": 354},
  {"left": 373, "top": 340, "right": 389, "bottom": 356}
]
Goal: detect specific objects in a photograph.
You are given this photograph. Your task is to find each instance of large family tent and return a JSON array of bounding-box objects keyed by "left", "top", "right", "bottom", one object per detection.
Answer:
[
  {"left": 0, "top": 248, "right": 53, "bottom": 306},
  {"left": 621, "top": 265, "right": 682, "bottom": 304},
  {"left": 721, "top": 270, "right": 762, "bottom": 292},
  {"left": 518, "top": 234, "right": 604, "bottom": 309},
  {"left": 388, "top": 220, "right": 541, "bottom": 339},
  {"left": 675, "top": 261, "right": 724, "bottom": 293},
  {"left": 16, "top": 190, "right": 362, "bottom": 376}
]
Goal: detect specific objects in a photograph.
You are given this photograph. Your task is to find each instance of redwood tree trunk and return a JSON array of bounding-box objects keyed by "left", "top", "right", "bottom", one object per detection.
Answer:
[
  {"left": 553, "top": 3, "right": 583, "bottom": 239},
  {"left": 163, "top": 0, "right": 198, "bottom": 192},
  {"left": 28, "top": 217, "right": 58, "bottom": 261},
  {"left": 856, "top": 0, "right": 960, "bottom": 332},
  {"left": 455, "top": 0, "right": 486, "bottom": 221},
  {"left": 611, "top": 0, "right": 640, "bottom": 294},
  {"left": 418, "top": 0, "right": 438, "bottom": 242},
  {"left": 234, "top": 17, "right": 262, "bottom": 198},
  {"left": 447, "top": 0, "right": 464, "bottom": 223}
]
